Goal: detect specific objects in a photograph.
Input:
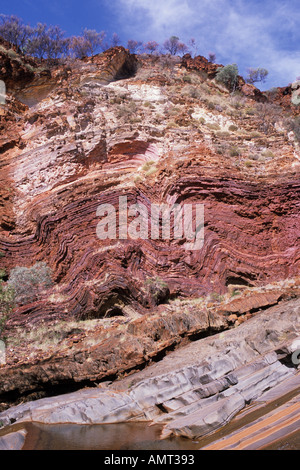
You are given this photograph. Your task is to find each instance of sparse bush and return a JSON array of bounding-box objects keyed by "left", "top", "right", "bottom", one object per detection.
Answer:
[
  {"left": 70, "top": 35, "right": 90, "bottom": 59},
  {"left": 214, "top": 104, "right": 223, "bottom": 112},
  {"left": 7, "top": 262, "right": 53, "bottom": 305},
  {"left": 141, "top": 160, "right": 155, "bottom": 172},
  {"left": 111, "top": 33, "right": 120, "bottom": 47},
  {"left": 216, "top": 131, "right": 230, "bottom": 138},
  {"left": 206, "top": 122, "right": 220, "bottom": 131},
  {"left": 261, "top": 149, "right": 275, "bottom": 158},
  {"left": 209, "top": 292, "right": 224, "bottom": 303},
  {"left": 249, "top": 154, "right": 260, "bottom": 161},
  {"left": 0, "top": 270, "right": 15, "bottom": 339},
  {"left": 182, "top": 74, "right": 192, "bottom": 83},
  {"left": 188, "top": 37, "right": 198, "bottom": 57},
  {"left": 116, "top": 101, "right": 137, "bottom": 118},
  {"left": 228, "top": 124, "right": 238, "bottom": 132},
  {"left": 182, "top": 85, "right": 200, "bottom": 99},
  {"left": 254, "top": 102, "right": 282, "bottom": 133},
  {"left": 214, "top": 142, "right": 228, "bottom": 155},
  {"left": 231, "top": 288, "right": 241, "bottom": 297},
  {"left": 145, "top": 276, "right": 169, "bottom": 305},
  {"left": 229, "top": 146, "right": 241, "bottom": 157},
  {"left": 245, "top": 107, "right": 256, "bottom": 116},
  {"left": 143, "top": 101, "right": 154, "bottom": 108},
  {"left": 287, "top": 116, "right": 300, "bottom": 142}
]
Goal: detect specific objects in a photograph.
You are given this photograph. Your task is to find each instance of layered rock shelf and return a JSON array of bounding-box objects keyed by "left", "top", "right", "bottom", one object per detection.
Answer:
[{"left": 0, "top": 300, "right": 299, "bottom": 448}]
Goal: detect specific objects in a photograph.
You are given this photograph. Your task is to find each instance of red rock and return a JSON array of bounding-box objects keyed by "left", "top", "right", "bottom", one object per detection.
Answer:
[
  {"left": 181, "top": 53, "right": 222, "bottom": 78},
  {"left": 241, "top": 83, "right": 267, "bottom": 102}
]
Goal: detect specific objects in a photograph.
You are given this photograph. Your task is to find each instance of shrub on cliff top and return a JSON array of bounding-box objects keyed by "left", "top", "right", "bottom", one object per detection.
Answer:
[{"left": 215, "top": 64, "right": 239, "bottom": 92}]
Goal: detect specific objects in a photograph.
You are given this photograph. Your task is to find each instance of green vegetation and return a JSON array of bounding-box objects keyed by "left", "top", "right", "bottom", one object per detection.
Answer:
[
  {"left": 0, "top": 270, "right": 15, "bottom": 339},
  {"left": 145, "top": 276, "right": 169, "bottom": 305},
  {"left": 215, "top": 64, "right": 239, "bottom": 92},
  {"left": 209, "top": 292, "right": 224, "bottom": 303},
  {"left": 7, "top": 262, "right": 53, "bottom": 305},
  {"left": 229, "top": 146, "right": 241, "bottom": 157},
  {"left": 116, "top": 101, "right": 137, "bottom": 119},
  {"left": 287, "top": 116, "right": 300, "bottom": 142}
]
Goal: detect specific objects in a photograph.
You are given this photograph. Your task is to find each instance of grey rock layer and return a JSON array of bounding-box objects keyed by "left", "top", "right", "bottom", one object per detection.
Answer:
[
  {"left": 0, "top": 300, "right": 299, "bottom": 440},
  {"left": 0, "top": 430, "right": 27, "bottom": 450}
]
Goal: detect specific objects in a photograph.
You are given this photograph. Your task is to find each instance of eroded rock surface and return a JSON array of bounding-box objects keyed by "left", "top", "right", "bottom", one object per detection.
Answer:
[{"left": 0, "top": 300, "right": 299, "bottom": 443}]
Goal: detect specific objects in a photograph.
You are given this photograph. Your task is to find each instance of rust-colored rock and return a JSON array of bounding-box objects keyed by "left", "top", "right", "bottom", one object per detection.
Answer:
[
  {"left": 241, "top": 83, "right": 267, "bottom": 102},
  {"left": 181, "top": 53, "right": 222, "bottom": 78}
]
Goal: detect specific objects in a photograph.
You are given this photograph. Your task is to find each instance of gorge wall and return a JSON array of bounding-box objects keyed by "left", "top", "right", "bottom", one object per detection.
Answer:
[{"left": 0, "top": 44, "right": 299, "bottom": 410}]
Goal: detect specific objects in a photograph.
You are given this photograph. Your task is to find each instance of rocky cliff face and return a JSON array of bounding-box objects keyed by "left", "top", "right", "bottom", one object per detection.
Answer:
[{"left": 0, "top": 44, "right": 299, "bottom": 430}]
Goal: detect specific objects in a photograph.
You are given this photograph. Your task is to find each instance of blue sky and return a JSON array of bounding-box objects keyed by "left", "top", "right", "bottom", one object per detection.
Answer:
[{"left": 1, "top": 0, "right": 299, "bottom": 90}]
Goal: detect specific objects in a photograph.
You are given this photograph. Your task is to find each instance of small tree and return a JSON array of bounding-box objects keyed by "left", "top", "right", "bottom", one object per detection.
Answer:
[
  {"left": 208, "top": 52, "right": 216, "bottom": 63},
  {"left": 111, "top": 32, "right": 120, "bottom": 47},
  {"left": 26, "top": 23, "right": 49, "bottom": 59},
  {"left": 0, "top": 14, "right": 33, "bottom": 52},
  {"left": 163, "top": 36, "right": 188, "bottom": 56},
  {"left": 83, "top": 28, "right": 105, "bottom": 56},
  {"left": 27, "top": 23, "right": 69, "bottom": 60},
  {"left": 215, "top": 63, "right": 239, "bottom": 91},
  {"left": 143, "top": 40, "right": 159, "bottom": 55},
  {"left": 188, "top": 38, "right": 198, "bottom": 57},
  {"left": 246, "top": 67, "right": 269, "bottom": 85},
  {"left": 70, "top": 29, "right": 105, "bottom": 59},
  {"left": 70, "top": 35, "right": 90, "bottom": 59},
  {"left": 127, "top": 39, "right": 143, "bottom": 54},
  {"left": 46, "top": 25, "right": 69, "bottom": 59},
  {"left": 254, "top": 102, "right": 282, "bottom": 133}
]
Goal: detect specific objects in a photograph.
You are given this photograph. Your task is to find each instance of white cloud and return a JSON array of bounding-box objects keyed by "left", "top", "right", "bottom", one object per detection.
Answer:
[
  {"left": 118, "top": 0, "right": 196, "bottom": 39},
  {"left": 114, "top": 0, "right": 300, "bottom": 87}
]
